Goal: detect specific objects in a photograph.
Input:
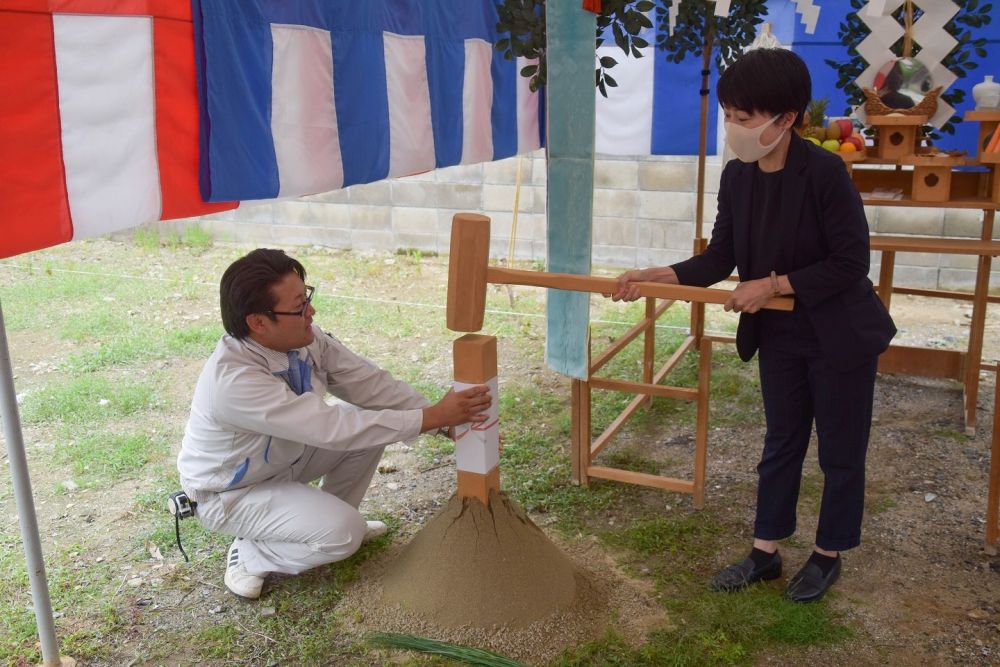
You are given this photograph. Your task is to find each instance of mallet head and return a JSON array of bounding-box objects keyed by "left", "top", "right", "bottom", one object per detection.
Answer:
[{"left": 446, "top": 213, "right": 491, "bottom": 333}]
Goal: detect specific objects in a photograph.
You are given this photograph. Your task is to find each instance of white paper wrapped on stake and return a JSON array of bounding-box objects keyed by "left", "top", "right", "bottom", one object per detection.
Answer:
[{"left": 452, "top": 376, "right": 500, "bottom": 475}]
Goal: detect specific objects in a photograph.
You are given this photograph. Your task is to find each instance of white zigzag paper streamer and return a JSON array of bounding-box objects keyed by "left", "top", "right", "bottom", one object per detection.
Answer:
[
  {"left": 793, "top": 0, "right": 821, "bottom": 34},
  {"left": 854, "top": 0, "right": 960, "bottom": 128},
  {"left": 865, "top": 0, "right": 888, "bottom": 16},
  {"left": 714, "top": 0, "right": 732, "bottom": 17},
  {"left": 856, "top": 0, "right": 906, "bottom": 91},
  {"left": 911, "top": 1, "right": 959, "bottom": 127}
]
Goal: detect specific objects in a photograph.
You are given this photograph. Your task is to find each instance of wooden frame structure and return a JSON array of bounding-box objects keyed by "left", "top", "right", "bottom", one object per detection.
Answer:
[
  {"left": 446, "top": 212, "right": 793, "bottom": 509},
  {"left": 853, "top": 110, "right": 1000, "bottom": 435},
  {"left": 986, "top": 360, "right": 1000, "bottom": 549},
  {"left": 569, "top": 111, "right": 1000, "bottom": 524},
  {"left": 570, "top": 305, "right": 717, "bottom": 508}
]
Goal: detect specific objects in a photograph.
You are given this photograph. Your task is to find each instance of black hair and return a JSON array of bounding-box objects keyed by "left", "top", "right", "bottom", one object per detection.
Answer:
[
  {"left": 220, "top": 248, "right": 306, "bottom": 339},
  {"left": 717, "top": 48, "right": 812, "bottom": 128}
]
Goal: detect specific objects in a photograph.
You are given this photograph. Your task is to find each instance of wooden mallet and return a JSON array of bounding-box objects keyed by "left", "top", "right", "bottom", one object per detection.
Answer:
[
  {"left": 446, "top": 212, "right": 793, "bottom": 333},
  {"left": 444, "top": 212, "right": 793, "bottom": 506}
]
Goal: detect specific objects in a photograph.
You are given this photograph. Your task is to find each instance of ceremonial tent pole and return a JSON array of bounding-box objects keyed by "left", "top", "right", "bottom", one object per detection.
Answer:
[
  {"left": 0, "top": 299, "right": 64, "bottom": 667},
  {"left": 691, "top": 14, "right": 715, "bottom": 343}
]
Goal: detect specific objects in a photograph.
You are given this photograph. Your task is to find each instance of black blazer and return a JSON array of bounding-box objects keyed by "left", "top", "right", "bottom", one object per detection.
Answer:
[{"left": 671, "top": 133, "right": 896, "bottom": 370}]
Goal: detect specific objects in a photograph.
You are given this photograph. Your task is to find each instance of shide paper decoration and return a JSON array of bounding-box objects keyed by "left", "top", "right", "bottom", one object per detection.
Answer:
[
  {"left": 668, "top": 1, "right": 821, "bottom": 36},
  {"left": 854, "top": 0, "right": 960, "bottom": 128}
]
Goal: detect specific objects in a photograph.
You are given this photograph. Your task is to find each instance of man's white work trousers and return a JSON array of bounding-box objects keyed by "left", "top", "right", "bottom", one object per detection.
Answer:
[{"left": 194, "top": 445, "right": 383, "bottom": 576}]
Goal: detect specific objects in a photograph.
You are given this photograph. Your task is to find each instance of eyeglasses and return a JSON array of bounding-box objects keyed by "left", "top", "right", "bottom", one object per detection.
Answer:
[{"left": 268, "top": 285, "right": 315, "bottom": 317}]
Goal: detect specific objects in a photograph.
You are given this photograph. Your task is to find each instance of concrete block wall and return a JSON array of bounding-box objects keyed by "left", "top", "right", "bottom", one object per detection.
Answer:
[{"left": 185, "top": 151, "right": 1000, "bottom": 291}]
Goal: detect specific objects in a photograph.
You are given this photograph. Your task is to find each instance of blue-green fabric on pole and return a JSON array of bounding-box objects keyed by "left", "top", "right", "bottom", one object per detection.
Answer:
[{"left": 545, "top": 1, "right": 595, "bottom": 379}]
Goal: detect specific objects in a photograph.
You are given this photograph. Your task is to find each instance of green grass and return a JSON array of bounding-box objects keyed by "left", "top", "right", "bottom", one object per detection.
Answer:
[
  {"left": 194, "top": 623, "right": 242, "bottom": 660},
  {"left": 63, "top": 322, "right": 222, "bottom": 372},
  {"left": 601, "top": 449, "right": 663, "bottom": 475},
  {"left": 134, "top": 224, "right": 214, "bottom": 252},
  {"left": 174, "top": 534, "right": 396, "bottom": 666},
  {"left": 0, "top": 538, "right": 125, "bottom": 665},
  {"left": 133, "top": 471, "right": 183, "bottom": 512},
  {"left": 498, "top": 385, "right": 651, "bottom": 533},
  {"left": 416, "top": 433, "right": 456, "bottom": 467},
  {"left": 0, "top": 241, "right": 864, "bottom": 666},
  {"left": 19, "top": 375, "right": 157, "bottom": 424},
  {"left": 53, "top": 432, "right": 169, "bottom": 489},
  {"left": 927, "top": 426, "right": 969, "bottom": 442},
  {"left": 556, "top": 516, "right": 851, "bottom": 666},
  {"left": 58, "top": 309, "right": 131, "bottom": 342},
  {"left": 555, "top": 510, "right": 854, "bottom": 666},
  {"left": 603, "top": 515, "right": 725, "bottom": 558}
]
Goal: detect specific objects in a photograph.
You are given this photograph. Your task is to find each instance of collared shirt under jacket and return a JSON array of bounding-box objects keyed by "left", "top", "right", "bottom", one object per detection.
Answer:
[{"left": 178, "top": 325, "right": 429, "bottom": 499}]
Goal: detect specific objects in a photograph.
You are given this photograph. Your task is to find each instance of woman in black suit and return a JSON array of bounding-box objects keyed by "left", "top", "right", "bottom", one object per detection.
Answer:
[{"left": 613, "top": 48, "right": 895, "bottom": 602}]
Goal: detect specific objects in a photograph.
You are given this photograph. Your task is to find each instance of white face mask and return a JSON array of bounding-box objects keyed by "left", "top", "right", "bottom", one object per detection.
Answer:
[{"left": 724, "top": 114, "right": 783, "bottom": 163}]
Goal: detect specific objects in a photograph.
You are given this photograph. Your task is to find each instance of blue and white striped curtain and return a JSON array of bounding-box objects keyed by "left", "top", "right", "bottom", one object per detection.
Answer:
[{"left": 193, "top": 0, "right": 544, "bottom": 203}]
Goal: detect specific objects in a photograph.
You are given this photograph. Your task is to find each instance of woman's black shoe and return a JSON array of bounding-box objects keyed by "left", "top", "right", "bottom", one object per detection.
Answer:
[
  {"left": 710, "top": 552, "right": 782, "bottom": 592},
  {"left": 785, "top": 555, "right": 841, "bottom": 603}
]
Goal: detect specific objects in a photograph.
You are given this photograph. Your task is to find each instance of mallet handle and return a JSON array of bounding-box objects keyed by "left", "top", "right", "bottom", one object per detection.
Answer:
[{"left": 485, "top": 266, "right": 794, "bottom": 311}]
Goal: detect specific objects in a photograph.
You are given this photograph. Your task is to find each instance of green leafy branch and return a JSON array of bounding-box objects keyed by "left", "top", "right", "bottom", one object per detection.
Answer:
[
  {"left": 495, "top": 0, "right": 547, "bottom": 92},
  {"left": 595, "top": 1, "right": 654, "bottom": 97},
  {"left": 495, "top": 0, "right": 768, "bottom": 96},
  {"left": 653, "top": 0, "right": 768, "bottom": 70}
]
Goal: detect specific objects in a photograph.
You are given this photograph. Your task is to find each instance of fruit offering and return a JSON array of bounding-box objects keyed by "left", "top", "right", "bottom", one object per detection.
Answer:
[{"left": 803, "top": 117, "right": 865, "bottom": 155}]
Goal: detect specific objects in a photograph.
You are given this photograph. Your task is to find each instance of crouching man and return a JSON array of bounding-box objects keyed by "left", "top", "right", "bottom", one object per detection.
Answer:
[{"left": 177, "top": 248, "right": 490, "bottom": 599}]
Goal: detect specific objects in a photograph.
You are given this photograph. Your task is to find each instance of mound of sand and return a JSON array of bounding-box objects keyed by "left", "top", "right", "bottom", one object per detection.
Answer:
[{"left": 380, "top": 491, "right": 597, "bottom": 629}]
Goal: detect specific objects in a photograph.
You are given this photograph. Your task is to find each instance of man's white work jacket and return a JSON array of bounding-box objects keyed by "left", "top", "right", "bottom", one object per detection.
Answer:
[{"left": 178, "top": 326, "right": 429, "bottom": 500}]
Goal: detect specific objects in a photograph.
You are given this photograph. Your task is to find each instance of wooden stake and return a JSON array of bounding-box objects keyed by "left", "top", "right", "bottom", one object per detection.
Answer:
[
  {"left": 453, "top": 334, "right": 500, "bottom": 505},
  {"left": 693, "top": 337, "right": 713, "bottom": 509}
]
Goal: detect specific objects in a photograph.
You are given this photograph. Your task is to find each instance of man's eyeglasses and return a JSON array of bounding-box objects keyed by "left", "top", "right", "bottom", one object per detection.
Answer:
[{"left": 268, "top": 285, "right": 315, "bottom": 317}]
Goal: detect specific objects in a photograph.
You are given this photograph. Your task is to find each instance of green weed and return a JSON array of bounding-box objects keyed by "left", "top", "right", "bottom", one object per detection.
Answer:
[
  {"left": 20, "top": 375, "right": 156, "bottom": 424},
  {"left": 181, "top": 225, "right": 214, "bottom": 251},
  {"left": 63, "top": 322, "right": 222, "bottom": 373},
  {"left": 133, "top": 225, "right": 213, "bottom": 253},
  {"left": 0, "top": 540, "right": 125, "bottom": 664},
  {"left": 53, "top": 432, "right": 169, "bottom": 488},
  {"left": 603, "top": 515, "right": 725, "bottom": 558},
  {"left": 132, "top": 226, "right": 162, "bottom": 252}
]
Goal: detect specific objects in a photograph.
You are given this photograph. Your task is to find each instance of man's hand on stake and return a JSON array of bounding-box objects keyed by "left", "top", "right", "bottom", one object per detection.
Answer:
[{"left": 421, "top": 386, "right": 491, "bottom": 433}]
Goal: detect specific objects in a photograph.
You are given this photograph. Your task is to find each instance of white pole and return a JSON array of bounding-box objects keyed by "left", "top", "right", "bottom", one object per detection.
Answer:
[{"left": 0, "top": 299, "right": 62, "bottom": 666}]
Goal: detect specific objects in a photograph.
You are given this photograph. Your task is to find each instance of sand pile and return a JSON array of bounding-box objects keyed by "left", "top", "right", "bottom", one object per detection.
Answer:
[{"left": 380, "top": 490, "right": 598, "bottom": 629}]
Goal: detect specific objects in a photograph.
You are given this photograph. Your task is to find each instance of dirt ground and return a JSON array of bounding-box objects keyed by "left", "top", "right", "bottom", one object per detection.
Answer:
[
  {"left": 367, "top": 291, "right": 1000, "bottom": 666},
  {"left": 1, "top": 246, "right": 999, "bottom": 665}
]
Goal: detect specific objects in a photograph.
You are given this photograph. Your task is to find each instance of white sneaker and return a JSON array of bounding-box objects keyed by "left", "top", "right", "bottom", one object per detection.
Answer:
[
  {"left": 224, "top": 539, "right": 265, "bottom": 600},
  {"left": 363, "top": 520, "right": 388, "bottom": 542}
]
